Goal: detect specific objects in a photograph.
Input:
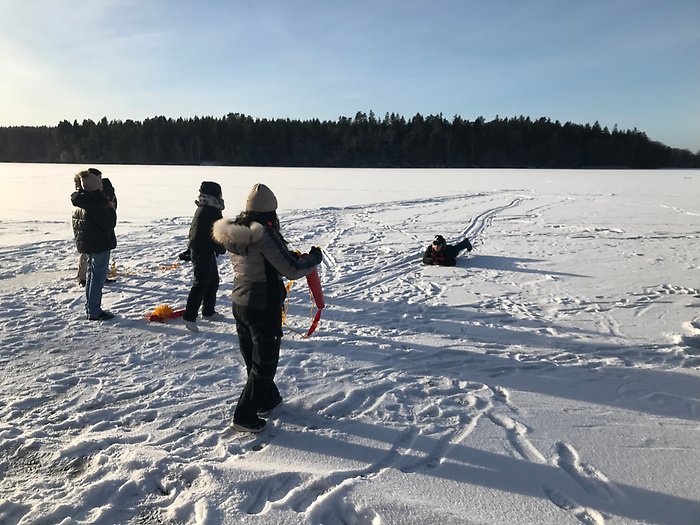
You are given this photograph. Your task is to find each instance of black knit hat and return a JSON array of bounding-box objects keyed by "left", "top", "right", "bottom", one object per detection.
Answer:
[
  {"left": 433, "top": 235, "right": 446, "bottom": 246},
  {"left": 199, "top": 181, "right": 222, "bottom": 197}
]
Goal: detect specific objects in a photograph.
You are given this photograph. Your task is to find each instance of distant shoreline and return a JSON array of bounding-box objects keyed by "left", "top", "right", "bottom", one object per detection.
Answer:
[{"left": 1, "top": 113, "right": 698, "bottom": 169}]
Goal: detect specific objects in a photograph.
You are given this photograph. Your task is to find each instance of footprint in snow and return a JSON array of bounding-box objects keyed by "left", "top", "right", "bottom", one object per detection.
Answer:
[
  {"left": 543, "top": 484, "right": 607, "bottom": 525},
  {"left": 554, "top": 441, "right": 621, "bottom": 502},
  {"left": 241, "top": 472, "right": 304, "bottom": 514}
]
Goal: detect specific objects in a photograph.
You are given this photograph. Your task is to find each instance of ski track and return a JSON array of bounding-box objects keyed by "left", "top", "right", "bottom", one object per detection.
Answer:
[{"left": 1, "top": 190, "right": 698, "bottom": 524}]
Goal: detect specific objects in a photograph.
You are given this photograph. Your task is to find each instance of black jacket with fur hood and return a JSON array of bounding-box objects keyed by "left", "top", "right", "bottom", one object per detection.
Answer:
[
  {"left": 212, "top": 218, "right": 320, "bottom": 310},
  {"left": 71, "top": 190, "right": 117, "bottom": 254},
  {"left": 188, "top": 205, "right": 225, "bottom": 256}
]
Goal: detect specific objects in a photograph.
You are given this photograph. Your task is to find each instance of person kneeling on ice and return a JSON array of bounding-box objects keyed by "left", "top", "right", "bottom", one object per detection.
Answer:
[
  {"left": 212, "top": 183, "right": 322, "bottom": 433},
  {"left": 422, "top": 234, "right": 472, "bottom": 266},
  {"left": 182, "top": 181, "right": 227, "bottom": 332}
]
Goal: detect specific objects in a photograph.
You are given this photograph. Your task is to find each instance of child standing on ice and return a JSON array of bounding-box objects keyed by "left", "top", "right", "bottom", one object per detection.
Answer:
[
  {"left": 422, "top": 234, "right": 472, "bottom": 266},
  {"left": 212, "top": 183, "right": 322, "bottom": 433},
  {"left": 182, "top": 181, "right": 227, "bottom": 332}
]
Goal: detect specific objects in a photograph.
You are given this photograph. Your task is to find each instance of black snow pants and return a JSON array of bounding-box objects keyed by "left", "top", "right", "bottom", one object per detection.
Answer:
[
  {"left": 232, "top": 303, "right": 283, "bottom": 424},
  {"left": 184, "top": 252, "right": 219, "bottom": 322}
]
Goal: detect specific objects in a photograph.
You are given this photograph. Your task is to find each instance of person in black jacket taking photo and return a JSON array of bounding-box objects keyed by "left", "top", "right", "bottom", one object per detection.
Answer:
[
  {"left": 71, "top": 168, "right": 117, "bottom": 321},
  {"left": 422, "top": 234, "right": 472, "bottom": 266},
  {"left": 182, "top": 181, "right": 227, "bottom": 332},
  {"left": 74, "top": 169, "right": 117, "bottom": 286}
]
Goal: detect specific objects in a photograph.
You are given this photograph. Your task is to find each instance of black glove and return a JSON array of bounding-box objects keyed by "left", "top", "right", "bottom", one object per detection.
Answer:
[
  {"left": 466, "top": 239, "right": 473, "bottom": 252},
  {"left": 309, "top": 246, "right": 323, "bottom": 264},
  {"left": 178, "top": 250, "right": 191, "bottom": 262}
]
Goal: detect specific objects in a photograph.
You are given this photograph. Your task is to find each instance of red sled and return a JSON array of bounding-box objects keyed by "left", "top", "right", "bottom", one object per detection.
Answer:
[{"left": 305, "top": 268, "right": 325, "bottom": 337}]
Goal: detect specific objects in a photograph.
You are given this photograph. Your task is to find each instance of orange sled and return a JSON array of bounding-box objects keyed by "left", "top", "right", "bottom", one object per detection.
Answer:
[{"left": 148, "top": 305, "right": 186, "bottom": 323}]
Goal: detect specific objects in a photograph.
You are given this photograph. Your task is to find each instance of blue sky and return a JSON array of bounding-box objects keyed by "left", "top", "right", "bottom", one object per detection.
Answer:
[{"left": 1, "top": 0, "right": 698, "bottom": 152}]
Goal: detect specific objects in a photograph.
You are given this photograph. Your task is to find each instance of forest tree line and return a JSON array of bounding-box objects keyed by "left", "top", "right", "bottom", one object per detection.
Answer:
[{"left": 0, "top": 111, "right": 698, "bottom": 168}]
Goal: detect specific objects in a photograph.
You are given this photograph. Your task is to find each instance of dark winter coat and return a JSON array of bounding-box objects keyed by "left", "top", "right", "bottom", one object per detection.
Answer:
[
  {"left": 71, "top": 190, "right": 117, "bottom": 254},
  {"left": 212, "top": 218, "right": 320, "bottom": 310},
  {"left": 422, "top": 238, "right": 472, "bottom": 266},
  {"left": 422, "top": 244, "right": 461, "bottom": 266},
  {"left": 188, "top": 205, "right": 225, "bottom": 256},
  {"left": 102, "top": 178, "right": 117, "bottom": 210}
]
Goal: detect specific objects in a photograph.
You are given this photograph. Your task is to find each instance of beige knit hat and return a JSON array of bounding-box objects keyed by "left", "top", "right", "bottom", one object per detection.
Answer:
[
  {"left": 246, "top": 183, "right": 278, "bottom": 212},
  {"left": 79, "top": 170, "right": 103, "bottom": 192}
]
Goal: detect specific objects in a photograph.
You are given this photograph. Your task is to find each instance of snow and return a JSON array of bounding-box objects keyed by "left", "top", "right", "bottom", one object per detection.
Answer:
[{"left": 1, "top": 162, "right": 699, "bottom": 525}]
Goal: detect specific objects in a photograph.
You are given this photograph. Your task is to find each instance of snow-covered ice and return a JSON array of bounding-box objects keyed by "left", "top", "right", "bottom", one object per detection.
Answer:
[{"left": 0, "top": 163, "right": 699, "bottom": 525}]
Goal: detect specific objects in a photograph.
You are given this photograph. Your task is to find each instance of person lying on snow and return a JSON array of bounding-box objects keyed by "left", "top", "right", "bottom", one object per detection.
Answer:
[{"left": 422, "top": 234, "right": 472, "bottom": 266}]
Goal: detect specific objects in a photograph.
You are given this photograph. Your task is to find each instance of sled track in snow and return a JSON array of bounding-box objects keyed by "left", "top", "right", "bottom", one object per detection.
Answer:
[
  {"left": 461, "top": 196, "right": 529, "bottom": 248},
  {"left": 297, "top": 193, "right": 530, "bottom": 304}
]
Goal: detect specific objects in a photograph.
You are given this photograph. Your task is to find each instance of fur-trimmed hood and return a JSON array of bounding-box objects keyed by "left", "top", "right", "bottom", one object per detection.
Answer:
[
  {"left": 212, "top": 217, "right": 319, "bottom": 309},
  {"left": 212, "top": 218, "right": 265, "bottom": 255}
]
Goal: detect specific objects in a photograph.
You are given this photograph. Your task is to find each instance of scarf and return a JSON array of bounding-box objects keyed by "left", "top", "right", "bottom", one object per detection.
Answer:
[{"left": 195, "top": 192, "right": 225, "bottom": 210}]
